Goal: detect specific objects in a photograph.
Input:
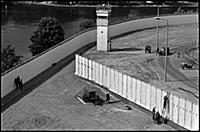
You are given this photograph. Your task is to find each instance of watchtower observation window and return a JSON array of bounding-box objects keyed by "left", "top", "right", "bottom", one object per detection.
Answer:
[{"left": 97, "top": 16, "right": 107, "bottom": 19}]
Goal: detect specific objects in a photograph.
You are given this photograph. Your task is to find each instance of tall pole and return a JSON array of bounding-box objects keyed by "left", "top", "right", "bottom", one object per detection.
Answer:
[
  {"left": 197, "top": 7, "right": 199, "bottom": 62},
  {"left": 156, "top": 6, "right": 160, "bottom": 55},
  {"left": 164, "top": 20, "right": 168, "bottom": 82}
]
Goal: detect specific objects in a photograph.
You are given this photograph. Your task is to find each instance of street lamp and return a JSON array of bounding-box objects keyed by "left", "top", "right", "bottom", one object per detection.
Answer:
[
  {"left": 156, "top": 6, "right": 160, "bottom": 55},
  {"left": 155, "top": 17, "right": 169, "bottom": 82}
]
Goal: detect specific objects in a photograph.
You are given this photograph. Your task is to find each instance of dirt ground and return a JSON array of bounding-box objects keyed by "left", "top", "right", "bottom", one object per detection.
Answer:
[
  {"left": 1, "top": 62, "right": 176, "bottom": 130},
  {"left": 84, "top": 23, "right": 199, "bottom": 104}
]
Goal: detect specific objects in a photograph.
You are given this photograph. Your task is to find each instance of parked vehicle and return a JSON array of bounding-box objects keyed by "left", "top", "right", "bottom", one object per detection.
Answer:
[
  {"left": 159, "top": 47, "right": 170, "bottom": 56},
  {"left": 181, "top": 62, "right": 193, "bottom": 70}
]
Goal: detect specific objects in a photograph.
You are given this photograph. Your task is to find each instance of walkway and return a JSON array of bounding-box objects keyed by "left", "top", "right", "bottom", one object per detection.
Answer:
[{"left": 1, "top": 43, "right": 95, "bottom": 113}]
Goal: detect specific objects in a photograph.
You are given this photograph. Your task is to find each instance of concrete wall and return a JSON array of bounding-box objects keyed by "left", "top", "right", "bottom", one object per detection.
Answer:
[
  {"left": 75, "top": 54, "right": 199, "bottom": 131},
  {"left": 1, "top": 29, "right": 96, "bottom": 97},
  {"left": 1, "top": 14, "right": 197, "bottom": 98}
]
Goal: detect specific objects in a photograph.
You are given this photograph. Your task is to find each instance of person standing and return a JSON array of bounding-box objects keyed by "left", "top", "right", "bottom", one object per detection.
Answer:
[
  {"left": 106, "top": 91, "right": 110, "bottom": 102},
  {"left": 19, "top": 78, "right": 23, "bottom": 91},
  {"left": 162, "top": 93, "right": 170, "bottom": 123},
  {"left": 14, "top": 77, "right": 18, "bottom": 89}
]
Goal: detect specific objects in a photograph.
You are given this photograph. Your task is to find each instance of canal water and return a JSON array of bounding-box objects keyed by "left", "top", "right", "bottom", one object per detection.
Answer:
[{"left": 1, "top": 3, "right": 196, "bottom": 61}]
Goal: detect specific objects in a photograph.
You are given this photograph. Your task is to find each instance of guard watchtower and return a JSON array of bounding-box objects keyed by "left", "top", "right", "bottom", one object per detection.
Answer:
[{"left": 96, "top": 5, "right": 111, "bottom": 51}]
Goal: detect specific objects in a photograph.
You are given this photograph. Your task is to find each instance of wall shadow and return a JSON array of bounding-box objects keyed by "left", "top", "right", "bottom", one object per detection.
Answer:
[{"left": 110, "top": 47, "right": 143, "bottom": 52}]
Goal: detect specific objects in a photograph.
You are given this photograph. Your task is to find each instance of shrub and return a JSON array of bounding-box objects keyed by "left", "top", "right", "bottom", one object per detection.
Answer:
[{"left": 29, "top": 17, "right": 65, "bottom": 56}]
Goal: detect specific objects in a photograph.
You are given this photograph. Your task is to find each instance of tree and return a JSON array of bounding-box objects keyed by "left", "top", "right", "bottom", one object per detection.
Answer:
[
  {"left": 1, "top": 45, "right": 23, "bottom": 73},
  {"left": 79, "top": 19, "right": 95, "bottom": 31},
  {"left": 29, "top": 17, "right": 65, "bottom": 56}
]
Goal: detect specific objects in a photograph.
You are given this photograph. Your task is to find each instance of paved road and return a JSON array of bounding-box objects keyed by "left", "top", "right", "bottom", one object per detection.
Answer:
[{"left": 157, "top": 56, "right": 198, "bottom": 91}]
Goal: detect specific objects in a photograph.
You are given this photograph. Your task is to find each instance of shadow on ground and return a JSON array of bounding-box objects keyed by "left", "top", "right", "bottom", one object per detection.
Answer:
[{"left": 110, "top": 47, "right": 143, "bottom": 52}]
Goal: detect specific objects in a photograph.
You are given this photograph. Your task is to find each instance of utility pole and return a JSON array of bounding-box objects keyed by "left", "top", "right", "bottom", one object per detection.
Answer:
[
  {"left": 197, "top": 7, "right": 199, "bottom": 62},
  {"left": 156, "top": 6, "right": 160, "bottom": 55},
  {"left": 164, "top": 20, "right": 168, "bottom": 82},
  {"left": 155, "top": 17, "right": 169, "bottom": 82}
]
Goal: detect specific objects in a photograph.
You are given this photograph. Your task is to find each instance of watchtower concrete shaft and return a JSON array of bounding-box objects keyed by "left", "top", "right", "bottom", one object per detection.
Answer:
[{"left": 96, "top": 6, "right": 111, "bottom": 51}]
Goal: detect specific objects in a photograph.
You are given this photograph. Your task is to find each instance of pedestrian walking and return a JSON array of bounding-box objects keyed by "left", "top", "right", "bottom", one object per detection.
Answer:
[
  {"left": 14, "top": 77, "right": 18, "bottom": 89},
  {"left": 19, "top": 79, "right": 23, "bottom": 91}
]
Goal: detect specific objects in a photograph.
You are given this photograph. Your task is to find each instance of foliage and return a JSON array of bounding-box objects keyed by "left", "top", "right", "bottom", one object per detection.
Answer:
[
  {"left": 174, "top": 7, "right": 197, "bottom": 15},
  {"left": 79, "top": 19, "right": 95, "bottom": 31},
  {"left": 1, "top": 45, "right": 23, "bottom": 73},
  {"left": 29, "top": 17, "right": 65, "bottom": 56}
]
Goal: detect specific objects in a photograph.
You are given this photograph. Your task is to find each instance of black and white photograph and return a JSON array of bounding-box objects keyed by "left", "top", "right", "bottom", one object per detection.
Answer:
[{"left": 1, "top": 0, "right": 199, "bottom": 131}]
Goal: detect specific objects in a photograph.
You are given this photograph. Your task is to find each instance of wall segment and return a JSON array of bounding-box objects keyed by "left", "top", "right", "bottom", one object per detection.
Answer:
[{"left": 75, "top": 54, "right": 199, "bottom": 130}]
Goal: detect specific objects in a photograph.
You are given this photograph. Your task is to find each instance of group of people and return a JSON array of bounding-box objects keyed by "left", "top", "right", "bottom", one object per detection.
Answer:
[
  {"left": 14, "top": 76, "right": 23, "bottom": 91},
  {"left": 152, "top": 94, "right": 170, "bottom": 125}
]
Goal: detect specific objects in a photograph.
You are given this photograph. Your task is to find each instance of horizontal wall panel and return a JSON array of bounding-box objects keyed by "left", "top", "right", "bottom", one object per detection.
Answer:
[
  {"left": 106, "top": 67, "right": 110, "bottom": 89},
  {"left": 75, "top": 54, "right": 78, "bottom": 75},
  {"left": 172, "top": 96, "right": 179, "bottom": 124},
  {"left": 127, "top": 76, "right": 132, "bottom": 100},
  {"left": 191, "top": 103, "right": 199, "bottom": 130},
  {"left": 88, "top": 59, "right": 92, "bottom": 80},
  {"left": 75, "top": 55, "right": 79, "bottom": 76},
  {"left": 82, "top": 57, "right": 86, "bottom": 78},
  {"left": 156, "top": 88, "right": 162, "bottom": 113},
  {"left": 110, "top": 69, "right": 115, "bottom": 93},
  {"left": 99, "top": 64, "right": 103, "bottom": 86},
  {"left": 117, "top": 72, "right": 122, "bottom": 95},
  {"left": 95, "top": 62, "right": 99, "bottom": 84},
  {"left": 113, "top": 70, "right": 117, "bottom": 93},
  {"left": 131, "top": 77, "right": 136, "bottom": 102},
  {"left": 79, "top": 56, "right": 83, "bottom": 77},
  {"left": 122, "top": 74, "right": 127, "bottom": 98},
  {"left": 179, "top": 98, "right": 186, "bottom": 127},
  {"left": 185, "top": 100, "right": 192, "bottom": 130},
  {"left": 102, "top": 65, "right": 106, "bottom": 87},
  {"left": 91, "top": 61, "right": 95, "bottom": 81},
  {"left": 150, "top": 85, "right": 156, "bottom": 110},
  {"left": 85, "top": 58, "right": 88, "bottom": 79},
  {"left": 136, "top": 79, "right": 141, "bottom": 105},
  {"left": 140, "top": 81, "right": 146, "bottom": 108},
  {"left": 145, "top": 84, "right": 151, "bottom": 110}
]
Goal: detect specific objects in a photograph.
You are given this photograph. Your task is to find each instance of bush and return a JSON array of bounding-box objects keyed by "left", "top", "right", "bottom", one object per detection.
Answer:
[
  {"left": 29, "top": 17, "right": 65, "bottom": 56},
  {"left": 1, "top": 45, "right": 23, "bottom": 73},
  {"left": 79, "top": 19, "right": 95, "bottom": 31}
]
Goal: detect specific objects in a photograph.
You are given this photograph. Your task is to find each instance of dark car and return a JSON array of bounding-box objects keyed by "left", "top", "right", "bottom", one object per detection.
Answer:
[
  {"left": 159, "top": 47, "right": 170, "bottom": 56},
  {"left": 180, "top": 62, "right": 193, "bottom": 70},
  {"left": 145, "top": 45, "right": 152, "bottom": 53}
]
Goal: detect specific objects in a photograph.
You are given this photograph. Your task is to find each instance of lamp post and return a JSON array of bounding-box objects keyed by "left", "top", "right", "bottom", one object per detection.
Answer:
[
  {"left": 155, "top": 17, "right": 168, "bottom": 82},
  {"left": 156, "top": 6, "right": 160, "bottom": 55},
  {"left": 197, "top": 8, "right": 199, "bottom": 62}
]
